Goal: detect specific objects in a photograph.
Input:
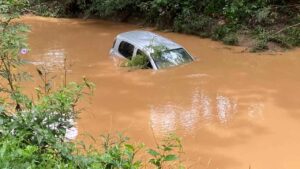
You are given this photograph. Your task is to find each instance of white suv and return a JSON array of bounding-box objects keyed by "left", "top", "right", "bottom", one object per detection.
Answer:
[{"left": 110, "top": 31, "right": 194, "bottom": 70}]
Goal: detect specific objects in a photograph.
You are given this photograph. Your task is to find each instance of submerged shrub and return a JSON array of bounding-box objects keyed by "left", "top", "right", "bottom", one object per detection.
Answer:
[{"left": 124, "top": 54, "right": 151, "bottom": 69}]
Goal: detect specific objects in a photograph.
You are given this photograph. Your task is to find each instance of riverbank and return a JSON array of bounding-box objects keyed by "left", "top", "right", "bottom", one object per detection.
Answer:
[{"left": 26, "top": 0, "right": 300, "bottom": 52}]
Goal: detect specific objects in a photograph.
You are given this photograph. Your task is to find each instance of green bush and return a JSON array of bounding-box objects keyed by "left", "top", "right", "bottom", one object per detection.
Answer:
[
  {"left": 89, "top": 0, "right": 138, "bottom": 16},
  {"left": 251, "top": 27, "right": 270, "bottom": 52},
  {"left": 272, "top": 27, "right": 300, "bottom": 47},
  {"left": 26, "top": 0, "right": 300, "bottom": 49},
  {"left": 223, "top": 33, "right": 239, "bottom": 45},
  {"left": 148, "top": 134, "right": 183, "bottom": 169},
  {"left": 212, "top": 24, "right": 239, "bottom": 41},
  {"left": 1, "top": 0, "right": 30, "bottom": 110},
  {"left": 251, "top": 25, "right": 300, "bottom": 51},
  {"left": 27, "top": 0, "right": 65, "bottom": 17},
  {"left": 174, "top": 10, "right": 215, "bottom": 37}
]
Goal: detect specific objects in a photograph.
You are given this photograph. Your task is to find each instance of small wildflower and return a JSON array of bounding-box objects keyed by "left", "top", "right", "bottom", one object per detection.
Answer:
[{"left": 20, "top": 48, "right": 29, "bottom": 55}]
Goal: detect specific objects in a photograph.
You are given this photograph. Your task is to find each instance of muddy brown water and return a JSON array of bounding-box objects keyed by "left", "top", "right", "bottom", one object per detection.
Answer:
[{"left": 21, "top": 16, "right": 300, "bottom": 169}]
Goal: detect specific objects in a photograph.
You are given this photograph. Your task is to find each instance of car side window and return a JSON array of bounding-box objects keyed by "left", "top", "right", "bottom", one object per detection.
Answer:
[
  {"left": 118, "top": 41, "right": 134, "bottom": 59},
  {"left": 137, "top": 49, "right": 153, "bottom": 69}
]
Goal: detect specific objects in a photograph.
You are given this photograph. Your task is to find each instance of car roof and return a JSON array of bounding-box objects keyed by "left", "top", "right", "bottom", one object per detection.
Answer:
[{"left": 117, "top": 31, "right": 182, "bottom": 52}]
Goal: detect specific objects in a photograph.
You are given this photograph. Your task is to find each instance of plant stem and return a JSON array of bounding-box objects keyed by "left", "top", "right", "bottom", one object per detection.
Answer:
[{"left": 274, "top": 22, "right": 300, "bottom": 35}]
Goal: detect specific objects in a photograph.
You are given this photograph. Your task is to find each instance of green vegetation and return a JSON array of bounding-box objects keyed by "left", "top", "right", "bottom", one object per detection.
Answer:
[
  {"left": 122, "top": 54, "right": 151, "bottom": 69},
  {"left": 27, "top": 0, "right": 300, "bottom": 51},
  {"left": 1, "top": 1, "right": 184, "bottom": 168},
  {"left": 28, "top": 0, "right": 64, "bottom": 17},
  {"left": 122, "top": 44, "right": 167, "bottom": 69},
  {"left": 147, "top": 134, "right": 184, "bottom": 169}
]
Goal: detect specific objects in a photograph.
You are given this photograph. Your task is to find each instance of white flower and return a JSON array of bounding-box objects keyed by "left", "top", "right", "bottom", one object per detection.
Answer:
[{"left": 20, "top": 48, "right": 29, "bottom": 55}]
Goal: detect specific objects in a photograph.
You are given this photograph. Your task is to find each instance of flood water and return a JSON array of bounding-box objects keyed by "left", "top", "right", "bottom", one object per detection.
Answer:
[{"left": 22, "top": 16, "right": 300, "bottom": 169}]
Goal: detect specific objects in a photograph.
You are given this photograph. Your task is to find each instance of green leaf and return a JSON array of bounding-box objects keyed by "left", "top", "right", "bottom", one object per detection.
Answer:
[
  {"left": 125, "top": 144, "right": 134, "bottom": 152},
  {"left": 164, "top": 154, "right": 178, "bottom": 161},
  {"left": 0, "top": 106, "right": 4, "bottom": 113},
  {"left": 147, "top": 149, "right": 160, "bottom": 157},
  {"left": 133, "top": 161, "right": 142, "bottom": 168},
  {"left": 163, "top": 146, "right": 172, "bottom": 151}
]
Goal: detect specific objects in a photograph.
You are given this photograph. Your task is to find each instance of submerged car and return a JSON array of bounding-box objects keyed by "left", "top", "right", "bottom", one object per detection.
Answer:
[{"left": 110, "top": 31, "right": 194, "bottom": 70}]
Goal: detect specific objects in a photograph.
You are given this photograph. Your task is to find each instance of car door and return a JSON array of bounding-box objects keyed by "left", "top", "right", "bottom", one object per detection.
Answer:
[{"left": 135, "top": 49, "right": 158, "bottom": 70}]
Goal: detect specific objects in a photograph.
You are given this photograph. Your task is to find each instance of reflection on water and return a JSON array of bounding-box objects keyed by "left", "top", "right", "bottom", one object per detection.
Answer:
[
  {"left": 29, "top": 49, "right": 66, "bottom": 71},
  {"left": 216, "top": 95, "right": 237, "bottom": 123},
  {"left": 248, "top": 103, "right": 265, "bottom": 120},
  {"left": 149, "top": 89, "right": 258, "bottom": 136},
  {"left": 150, "top": 104, "right": 177, "bottom": 134},
  {"left": 196, "top": 90, "right": 211, "bottom": 120}
]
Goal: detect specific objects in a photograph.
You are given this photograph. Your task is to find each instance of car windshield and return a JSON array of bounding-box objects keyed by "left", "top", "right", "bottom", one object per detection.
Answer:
[{"left": 151, "top": 48, "right": 193, "bottom": 69}]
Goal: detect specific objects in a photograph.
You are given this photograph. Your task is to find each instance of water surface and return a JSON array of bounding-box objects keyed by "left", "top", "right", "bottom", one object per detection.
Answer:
[{"left": 23, "top": 16, "right": 300, "bottom": 169}]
